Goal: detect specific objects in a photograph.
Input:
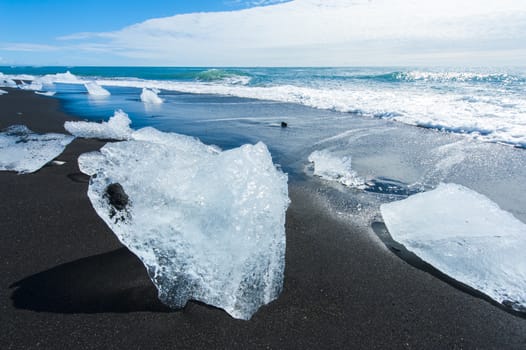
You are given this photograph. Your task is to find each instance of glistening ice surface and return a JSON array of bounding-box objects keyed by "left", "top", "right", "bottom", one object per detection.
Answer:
[
  {"left": 64, "top": 110, "right": 132, "bottom": 140},
  {"left": 381, "top": 183, "right": 526, "bottom": 312},
  {"left": 78, "top": 126, "right": 289, "bottom": 320},
  {"left": 0, "top": 125, "right": 74, "bottom": 174},
  {"left": 140, "top": 88, "right": 163, "bottom": 104},
  {"left": 308, "top": 150, "right": 365, "bottom": 188},
  {"left": 84, "top": 82, "right": 110, "bottom": 96}
]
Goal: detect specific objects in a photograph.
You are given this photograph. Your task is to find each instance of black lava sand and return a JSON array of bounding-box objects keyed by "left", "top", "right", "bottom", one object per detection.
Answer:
[{"left": 1, "top": 89, "right": 525, "bottom": 349}]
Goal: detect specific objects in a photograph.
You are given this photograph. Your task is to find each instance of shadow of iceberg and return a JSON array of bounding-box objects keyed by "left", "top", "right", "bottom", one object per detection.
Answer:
[{"left": 10, "top": 248, "right": 172, "bottom": 313}]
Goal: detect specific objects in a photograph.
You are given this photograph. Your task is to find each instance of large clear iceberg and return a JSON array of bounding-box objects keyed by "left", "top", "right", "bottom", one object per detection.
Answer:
[
  {"left": 78, "top": 126, "right": 289, "bottom": 319},
  {"left": 381, "top": 183, "right": 526, "bottom": 312},
  {"left": 0, "top": 125, "right": 74, "bottom": 174},
  {"left": 64, "top": 110, "right": 132, "bottom": 140}
]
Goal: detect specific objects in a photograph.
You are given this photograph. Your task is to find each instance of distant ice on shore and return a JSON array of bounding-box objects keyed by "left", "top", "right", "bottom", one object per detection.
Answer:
[
  {"left": 19, "top": 81, "right": 43, "bottom": 91},
  {"left": 308, "top": 149, "right": 365, "bottom": 188},
  {"left": 140, "top": 88, "right": 163, "bottom": 104},
  {"left": 381, "top": 183, "right": 526, "bottom": 312},
  {"left": 77, "top": 115, "right": 289, "bottom": 319},
  {"left": 0, "top": 125, "right": 74, "bottom": 174},
  {"left": 84, "top": 82, "right": 110, "bottom": 96},
  {"left": 0, "top": 73, "right": 17, "bottom": 88},
  {"left": 65, "top": 110, "right": 132, "bottom": 140},
  {"left": 35, "top": 91, "right": 56, "bottom": 97}
]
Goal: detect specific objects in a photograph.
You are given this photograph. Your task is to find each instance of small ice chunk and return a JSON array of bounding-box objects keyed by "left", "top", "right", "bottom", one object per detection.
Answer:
[
  {"left": 140, "top": 88, "right": 163, "bottom": 104},
  {"left": 381, "top": 183, "right": 526, "bottom": 312},
  {"left": 19, "top": 81, "right": 43, "bottom": 91},
  {"left": 0, "top": 89, "right": 7, "bottom": 95},
  {"left": 78, "top": 131, "right": 289, "bottom": 320},
  {"left": 308, "top": 149, "right": 365, "bottom": 188},
  {"left": 0, "top": 74, "right": 17, "bottom": 88},
  {"left": 40, "top": 71, "right": 81, "bottom": 84},
  {"left": 64, "top": 110, "right": 132, "bottom": 140},
  {"left": 84, "top": 82, "right": 110, "bottom": 96},
  {"left": 35, "top": 91, "right": 56, "bottom": 97},
  {"left": 0, "top": 125, "right": 74, "bottom": 174}
]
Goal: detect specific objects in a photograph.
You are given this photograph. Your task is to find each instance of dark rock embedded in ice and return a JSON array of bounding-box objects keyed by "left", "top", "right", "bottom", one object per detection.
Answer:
[{"left": 105, "top": 183, "right": 129, "bottom": 211}]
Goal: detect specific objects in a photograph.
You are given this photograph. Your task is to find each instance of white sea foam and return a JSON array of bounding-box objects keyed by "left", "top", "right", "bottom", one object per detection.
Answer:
[
  {"left": 84, "top": 82, "right": 110, "bottom": 96},
  {"left": 140, "top": 88, "right": 163, "bottom": 104},
  {"left": 308, "top": 149, "right": 365, "bottom": 188},
  {"left": 35, "top": 91, "right": 56, "bottom": 97},
  {"left": 91, "top": 77, "right": 526, "bottom": 148},
  {"left": 0, "top": 125, "right": 74, "bottom": 174},
  {"left": 393, "top": 71, "right": 519, "bottom": 83},
  {"left": 64, "top": 110, "right": 132, "bottom": 140},
  {"left": 77, "top": 125, "right": 289, "bottom": 320},
  {"left": 381, "top": 183, "right": 526, "bottom": 312},
  {"left": 2, "top": 73, "right": 35, "bottom": 81}
]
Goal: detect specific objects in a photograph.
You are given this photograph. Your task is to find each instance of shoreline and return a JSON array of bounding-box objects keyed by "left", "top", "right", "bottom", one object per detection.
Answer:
[{"left": 1, "top": 89, "right": 526, "bottom": 348}]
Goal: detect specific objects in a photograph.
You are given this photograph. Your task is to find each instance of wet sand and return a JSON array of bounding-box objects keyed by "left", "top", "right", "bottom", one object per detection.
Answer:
[{"left": 1, "top": 89, "right": 525, "bottom": 349}]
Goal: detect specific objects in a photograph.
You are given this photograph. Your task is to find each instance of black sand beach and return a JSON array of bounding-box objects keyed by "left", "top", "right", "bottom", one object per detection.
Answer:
[{"left": 1, "top": 89, "right": 526, "bottom": 349}]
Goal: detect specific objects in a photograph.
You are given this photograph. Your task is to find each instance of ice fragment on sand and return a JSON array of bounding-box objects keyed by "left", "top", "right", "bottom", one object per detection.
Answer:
[
  {"left": 381, "top": 183, "right": 526, "bottom": 312},
  {"left": 35, "top": 91, "right": 56, "bottom": 97},
  {"left": 64, "top": 110, "right": 132, "bottom": 140},
  {"left": 84, "top": 82, "right": 110, "bottom": 96},
  {"left": 140, "top": 88, "right": 163, "bottom": 104},
  {"left": 78, "top": 130, "right": 289, "bottom": 320},
  {"left": 19, "top": 81, "right": 43, "bottom": 91},
  {"left": 0, "top": 89, "right": 7, "bottom": 95},
  {"left": 0, "top": 125, "right": 74, "bottom": 174},
  {"left": 308, "top": 149, "right": 365, "bottom": 188},
  {"left": 0, "top": 74, "right": 17, "bottom": 88}
]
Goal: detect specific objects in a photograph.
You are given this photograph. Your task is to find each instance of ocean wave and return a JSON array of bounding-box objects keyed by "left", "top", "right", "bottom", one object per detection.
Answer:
[
  {"left": 195, "top": 69, "right": 251, "bottom": 85},
  {"left": 93, "top": 78, "right": 526, "bottom": 147},
  {"left": 2, "top": 69, "right": 525, "bottom": 148},
  {"left": 373, "top": 71, "right": 525, "bottom": 84}
]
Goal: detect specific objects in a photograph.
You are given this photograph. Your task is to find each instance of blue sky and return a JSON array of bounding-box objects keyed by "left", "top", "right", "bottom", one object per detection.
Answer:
[
  {"left": 1, "top": 0, "right": 525, "bottom": 66},
  {"left": 0, "top": 1, "right": 284, "bottom": 43}
]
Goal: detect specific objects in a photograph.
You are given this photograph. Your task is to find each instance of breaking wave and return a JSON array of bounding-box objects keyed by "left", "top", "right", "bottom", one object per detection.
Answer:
[{"left": 1, "top": 67, "right": 525, "bottom": 148}]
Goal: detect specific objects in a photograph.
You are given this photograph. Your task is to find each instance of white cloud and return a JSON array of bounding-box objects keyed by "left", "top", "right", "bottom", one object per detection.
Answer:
[
  {"left": 30, "top": 0, "right": 526, "bottom": 65},
  {"left": 228, "top": 0, "right": 291, "bottom": 6},
  {"left": 1, "top": 43, "right": 59, "bottom": 52}
]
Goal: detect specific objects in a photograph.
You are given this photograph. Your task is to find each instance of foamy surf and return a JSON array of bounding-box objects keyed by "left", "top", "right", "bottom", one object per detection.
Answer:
[{"left": 2, "top": 67, "right": 526, "bottom": 148}]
